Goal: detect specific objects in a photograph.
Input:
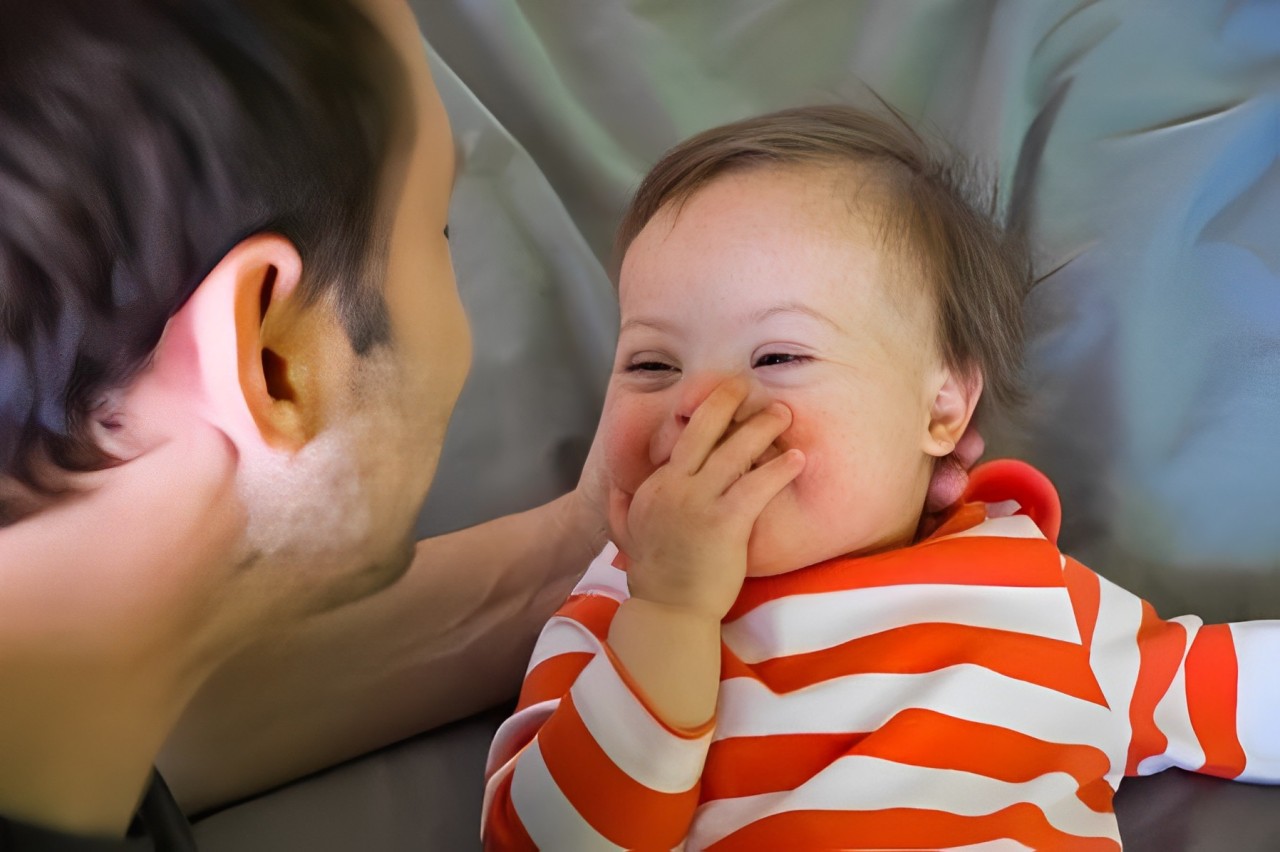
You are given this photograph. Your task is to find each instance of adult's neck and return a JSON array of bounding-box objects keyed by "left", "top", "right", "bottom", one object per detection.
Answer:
[{"left": 0, "top": 425, "right": 248, "bottom": 836}]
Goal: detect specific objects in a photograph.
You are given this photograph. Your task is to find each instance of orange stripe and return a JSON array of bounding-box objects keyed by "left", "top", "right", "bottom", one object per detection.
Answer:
[
  {"left": 926, "top": 500, "right": 990, "bottom": 539},
  {"left": 750, "top": 622, "right": 1108, "bottom": 705},
  {"left": 482, "top": 770, "right": 539, "bottom": 852},
  {"left": 1125, "top": 601, "right": 1188, "bottom": 774},
  {"left": 517, "top": 651, "right": 594, "bottom": 712},
  {"left": 1185, "top": 624, "right": 1246, "bottom": 778},
  {"left": 856, "top": 709, "right": 1114, "bottom": 812},
  {"left": 719, "top": 642, "right": 756, "bottom": 683},
  {"left": 702, "top": 710, "right": 1114, "bottom": 812},
  {"left": 705, "top": 804, "right": 1119, "bottom": 851},
  {"left": 538, "top": 692, "right": 700, "bottom": 847},
  {"left": 730, "top": 535, "right": 1063, "bottom": 620},
  {"left": 555, "top": 593, "right": 620, "bottom": 642},
  {"left": 964, "top": 459, "right": 1063, "bottom": 544},
  {"left": 702, "top": 733, "right": 868, "bottom": 801},
  {"left": 1063, "top": 557, "right": 1102, "bottom": 660}
]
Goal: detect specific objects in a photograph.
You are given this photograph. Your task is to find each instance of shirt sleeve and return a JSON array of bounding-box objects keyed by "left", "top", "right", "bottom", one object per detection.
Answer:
[
  {"left": 481, "top": 544, "right": 714, "bottom": 851},
  {"left": 1067, "top": 557, "right": 1280, "bottom": 783}
]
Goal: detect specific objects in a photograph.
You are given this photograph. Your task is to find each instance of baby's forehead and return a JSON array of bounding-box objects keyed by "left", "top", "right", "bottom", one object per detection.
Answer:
[
  {"left": 623, "top": 164, "right": 939, "bottom": 330},
  {"left": 686, "top": 161, "right": 936, "bottom": 298}
]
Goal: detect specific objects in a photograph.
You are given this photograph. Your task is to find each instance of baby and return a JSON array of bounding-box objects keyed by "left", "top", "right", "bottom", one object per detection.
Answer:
[{"left": 482, "top": 106, "right": 1280, "bottom": 851}]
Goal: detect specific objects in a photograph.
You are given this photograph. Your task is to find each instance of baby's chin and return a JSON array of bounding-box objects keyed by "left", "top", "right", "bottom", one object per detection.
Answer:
[
  {"left": 743, "top": 532, "right": 840, "bottom": 578},
  {"left": 744, "top": 517, "right": 917, "bottom": 578}
]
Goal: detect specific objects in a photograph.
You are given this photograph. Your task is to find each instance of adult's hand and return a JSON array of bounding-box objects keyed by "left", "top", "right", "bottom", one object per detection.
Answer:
[
  {"left": 572, "top": 408, "right": 611, "bottom": 560},
  {"left": 921, "top": 427, "right": 985, "bottom": 537}
]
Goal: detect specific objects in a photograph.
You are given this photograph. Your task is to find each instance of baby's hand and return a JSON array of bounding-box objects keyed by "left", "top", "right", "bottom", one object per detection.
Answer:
[{"left": 608, "top": 378, "right": 805, "bottom": 622}]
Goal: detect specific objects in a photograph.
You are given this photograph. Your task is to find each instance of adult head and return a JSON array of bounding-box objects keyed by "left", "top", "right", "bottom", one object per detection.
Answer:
[
  {"left": 0, "top": 0, "right": 472, "bottom": 834},
  {"left": 0, "top": 0, "right": 469, "bottom": 620}
]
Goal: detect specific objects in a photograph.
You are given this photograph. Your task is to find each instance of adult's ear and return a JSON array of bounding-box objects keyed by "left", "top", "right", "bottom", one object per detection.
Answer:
[
  {"left": 171, "top": 234, "right": 334, "bottom": 454},
  {"left": 923, "top": 364, "right": 983, "bottom": 457}
]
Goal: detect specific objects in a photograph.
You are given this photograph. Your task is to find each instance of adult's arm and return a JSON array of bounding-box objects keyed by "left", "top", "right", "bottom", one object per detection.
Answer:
[
  {"left": 158, "top": 424, "right": 977, "bottom": 813},
  {"left": 158, "top": 489, "right": 603, "bottom": 814}
]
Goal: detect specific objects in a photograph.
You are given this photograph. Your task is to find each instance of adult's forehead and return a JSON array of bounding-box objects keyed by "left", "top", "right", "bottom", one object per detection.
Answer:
[
  {"left": 356, "top": 0, "right": 442, "bottom": 101},
  {"left": 355, "top": 0, "right": 454, "bottom": 212}
]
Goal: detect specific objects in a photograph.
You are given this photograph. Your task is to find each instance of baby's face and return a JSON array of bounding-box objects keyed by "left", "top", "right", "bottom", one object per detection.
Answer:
[{"left": 604, "top": 165, "right": 951, "bottom": 576}]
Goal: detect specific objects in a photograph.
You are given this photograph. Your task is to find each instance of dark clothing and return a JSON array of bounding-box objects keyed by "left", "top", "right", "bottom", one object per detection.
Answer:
[{"left": 0, "top": 772, "right": 196, "bottom": 851}]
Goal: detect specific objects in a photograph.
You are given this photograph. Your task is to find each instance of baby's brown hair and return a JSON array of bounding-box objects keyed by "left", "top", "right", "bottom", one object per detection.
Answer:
[{"left": 615, "top": 105, "right": 1031, "bottom": 414}]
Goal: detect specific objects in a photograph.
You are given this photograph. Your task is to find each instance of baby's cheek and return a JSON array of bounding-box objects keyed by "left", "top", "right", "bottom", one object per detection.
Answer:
[
  {"left": 773, "top": 409, "right": 819, "bottom": 478},
  {"left": 774, "top": 413, "right": 855, "bottom": 513},
  {"left": 601, "top": 410, "right": 658, "bottom": 494}
]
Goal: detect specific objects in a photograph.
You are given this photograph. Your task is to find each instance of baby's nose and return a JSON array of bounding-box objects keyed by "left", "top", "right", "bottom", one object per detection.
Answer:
[
  {"left": 651, "top": 372, "right": 773, "bottom": 464},
  {"left": 673, "top": 372, "right": 737, "bottom": 423}
]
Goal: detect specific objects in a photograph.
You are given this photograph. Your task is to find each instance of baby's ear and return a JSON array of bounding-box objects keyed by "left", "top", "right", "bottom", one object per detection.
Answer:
[{"left": 924, "top": 364, "right": 982, "bottom": 457}]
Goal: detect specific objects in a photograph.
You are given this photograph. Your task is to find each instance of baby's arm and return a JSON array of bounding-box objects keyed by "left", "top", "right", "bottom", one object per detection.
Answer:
[
  {"left": 607, "top": 379, "right": 803, "bottom": 728},
  {"left": 482, "top": 379, "right": 802, "bottom": 849},
  {"left": 482, "top": 547, "right": 712, "bottom": 850},
  {"left": 1073, "top": 558, "right": 1280, "bottom": 783}
]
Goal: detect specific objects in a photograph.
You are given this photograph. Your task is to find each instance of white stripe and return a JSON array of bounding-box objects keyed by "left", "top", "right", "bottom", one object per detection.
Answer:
[
  {"left": 1231, "top": 620, "right": 1280, "bottom": 782},
  {"left": 688, "top": 756, "right": 1120, "bottom": 847},
  {"left": 480, "top": 736, "right": 525, "bottom": 839},
  {"left": 572, "top": 653, "right": 711, "bottom": 793},
  {"left": 576, "top": 541, "right": 630, "bottom": 597},
  {"left": 525, "top": 612, "right": 608, "bottom": 674},
  {"left": 722, "top": 585, "right": 1080, "bottom": 664},
  {"left": 509, "top": 739, "right": 625, "bottom": 851},
  {"left": 486, "top": 698, "right": 557, "bottom": 778},
  {"left": 1139, "top": 616, "right": 1204, "bottom": 775},
  {"left": 1086, "top": 571, "right": 1146, "bottom": 782},
  {"left": 524, "top": 542, "right": 629, "bottom": 674},
  {"left": 801, "top": 838, "right": 1032, "bottom": 850},
  {"left": 714, "top": 664, "right": 1113, "bottom": 746},
  {"left": 937, "top": 513, "right": 1046, "bottom": 541}
]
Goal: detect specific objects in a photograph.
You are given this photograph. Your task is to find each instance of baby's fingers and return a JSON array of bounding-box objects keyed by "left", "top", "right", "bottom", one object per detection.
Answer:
[
  {"left": 698, "top": 403, "right": 793, "bottom": 494},
  {"left": 669, "top": 377, "right": 750, "bottom": 475},
  {"left": 723, "top": 448, "right": 805, "bottom": 520}
]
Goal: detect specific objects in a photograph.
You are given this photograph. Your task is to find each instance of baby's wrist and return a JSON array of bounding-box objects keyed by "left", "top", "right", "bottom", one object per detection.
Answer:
[{"left": 626, "top": 590, "right": 729, "bottom": 626}]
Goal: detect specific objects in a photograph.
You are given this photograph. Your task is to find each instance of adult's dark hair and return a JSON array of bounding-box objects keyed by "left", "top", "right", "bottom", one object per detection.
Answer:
[
  {"left": 616, "top": 105, "right": 1031, "bottom": 418},
  {"left": 0, "top": 0, "right": 410, "bottom": 515}
]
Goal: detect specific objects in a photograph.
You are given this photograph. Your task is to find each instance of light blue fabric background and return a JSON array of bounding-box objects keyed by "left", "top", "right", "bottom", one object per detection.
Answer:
[
  {"left": 417, "top": 0, "right": 1280, "bottom": 620},
  {"left": 196, "top": 3, "right": 1280, "bottom": 848}
]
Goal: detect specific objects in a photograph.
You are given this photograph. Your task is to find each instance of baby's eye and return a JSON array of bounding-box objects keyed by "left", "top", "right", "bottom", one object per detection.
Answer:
[
  {"left": 754, "top": 352, "right": 809, "bottom": 368},
  {"left": 625, "top": 360, "right": 676, "bottom": 373}
]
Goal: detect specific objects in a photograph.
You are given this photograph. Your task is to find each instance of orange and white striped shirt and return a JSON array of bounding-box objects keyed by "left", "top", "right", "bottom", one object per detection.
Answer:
[{"left": 482, "top": 461, "right": 1280, "bottom": 850}]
